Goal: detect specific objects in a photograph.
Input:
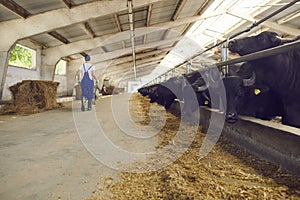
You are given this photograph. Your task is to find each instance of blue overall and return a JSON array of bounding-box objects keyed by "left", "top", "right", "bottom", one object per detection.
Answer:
[{"left": 81, "top": 64, "right": 94, "bottom": 110}]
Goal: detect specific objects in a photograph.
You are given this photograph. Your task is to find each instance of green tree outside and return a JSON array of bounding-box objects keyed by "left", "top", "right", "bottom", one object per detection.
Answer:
[{"left": 9, "top": 44, "right": 33, "bottom": 69}]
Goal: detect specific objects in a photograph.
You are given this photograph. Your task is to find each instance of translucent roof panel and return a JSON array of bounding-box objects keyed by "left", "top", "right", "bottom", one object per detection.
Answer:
[{"left": 147, "top": 0, "right": 277, "bottom": 80}]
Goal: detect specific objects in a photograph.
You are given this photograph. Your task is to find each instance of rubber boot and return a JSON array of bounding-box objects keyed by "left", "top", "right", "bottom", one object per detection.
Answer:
[
  {"left": 81, "top": 96, "right": 85, "bottom": 111},
  {"left": 87, "top": 99, "right": 92, "bottom": 111}
]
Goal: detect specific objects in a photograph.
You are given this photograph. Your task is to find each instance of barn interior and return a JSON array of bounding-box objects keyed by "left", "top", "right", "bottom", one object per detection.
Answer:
[{"left": 0, "top": 0, "right": 300, "bottom": 199}]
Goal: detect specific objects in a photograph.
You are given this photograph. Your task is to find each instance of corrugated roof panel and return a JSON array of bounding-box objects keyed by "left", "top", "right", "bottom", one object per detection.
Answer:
[
  {"left": 31, "top": 34, "right": 63, "bottom": 47},
  {"left": 134, "top": 7, "right": 148, "bottom": 20},
  {"left": 56, "top": 25, "right": 90, "bottom": 43},
  {"left": 13, "top": 0, "right": 65, "bottom": 15},
  {"left": 89, "top": 15, "right": 118, "bottom": 36},
  {"left": 0, "top": 6, "right": 19, "bottom": 22},
  {"left": 177, "top": 0, "right": 206, "bottom": 19},
  {"left": 256, "top": 1, "right": 300, "bottom": 27},
  {"left": 150, "top": 0, "right": 179, "bottom": 24}
]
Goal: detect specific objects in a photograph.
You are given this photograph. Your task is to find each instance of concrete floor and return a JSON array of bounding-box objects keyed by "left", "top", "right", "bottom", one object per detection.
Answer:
[{"left": 0, "top": 93, "right": 156, "bottom": 200}]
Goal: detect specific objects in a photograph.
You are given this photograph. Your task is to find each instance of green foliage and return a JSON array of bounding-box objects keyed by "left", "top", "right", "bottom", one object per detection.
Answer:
[{"left": 9, "top": 44, "right": 33, "bottom": 69}]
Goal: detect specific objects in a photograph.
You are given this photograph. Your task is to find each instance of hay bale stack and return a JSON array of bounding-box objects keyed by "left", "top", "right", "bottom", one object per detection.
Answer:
[{"left": 1, "top": 80, "right": 61, "bottom": 115}]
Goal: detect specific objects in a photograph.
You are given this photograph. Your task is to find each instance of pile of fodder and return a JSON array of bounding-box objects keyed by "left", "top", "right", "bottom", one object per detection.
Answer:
[
  {"left": 101, "top": 86, "right": 115, "bottom": 95},
  {"left": 87, "top": 93, "right": 300, "bottom": 200},
  {"left": 1, "top": 80, "right": 61, "bottom": 115}
]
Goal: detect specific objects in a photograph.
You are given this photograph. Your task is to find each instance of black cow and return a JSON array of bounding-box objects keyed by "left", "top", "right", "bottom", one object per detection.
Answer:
[
  {"left": 142, "top": 76, "right": 185, "bottom": 109},
  {"left": 222, "top": 74, "right": 284, "bottom": 123},
  {"left": 228, "top": 31, "right": 300, "bottom": 128}
]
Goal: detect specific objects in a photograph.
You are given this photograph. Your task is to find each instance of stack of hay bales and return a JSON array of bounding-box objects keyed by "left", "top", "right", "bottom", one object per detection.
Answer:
[{"left": 1, "top": 80, "right": 61, "bottom": 115}]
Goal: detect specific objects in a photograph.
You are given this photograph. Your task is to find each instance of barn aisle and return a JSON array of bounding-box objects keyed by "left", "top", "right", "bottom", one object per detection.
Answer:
[{"left": 0, "top": 93, "right": 152, "bottom": 199}]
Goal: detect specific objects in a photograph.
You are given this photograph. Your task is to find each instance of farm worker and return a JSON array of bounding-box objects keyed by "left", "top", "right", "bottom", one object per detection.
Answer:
[{"left": 77, "top": 54, "right": 98, "bottom": 111}]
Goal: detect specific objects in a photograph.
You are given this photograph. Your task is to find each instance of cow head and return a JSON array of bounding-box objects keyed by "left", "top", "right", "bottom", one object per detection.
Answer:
[
  {"left": 223, "top": 72, "right": 257, "bottom": 123},
  {"left": 228, "top": 31, "right": 282, "bottom": 56}
]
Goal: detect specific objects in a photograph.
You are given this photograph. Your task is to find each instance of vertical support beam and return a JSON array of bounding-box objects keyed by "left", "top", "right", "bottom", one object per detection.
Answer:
[
  {"left": 0, "top": 51, "right": 10, "bottom": 101},
  {"left": 128, "top": 0, "right": 137, "bottom": 80},
  {"left": 146, "top": 4, "right": 153, "bottom": 27}
]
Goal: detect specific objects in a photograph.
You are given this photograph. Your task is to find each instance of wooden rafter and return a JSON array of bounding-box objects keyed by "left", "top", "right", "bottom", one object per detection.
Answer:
[
  {"left": 29, "top": 39, "right": 48, "bottom": 49},
  {"left": 171, "top": 0, "right": 187, "bottom": 21},
  {"left": 146, "top": 4, "right": 153, "bottom": 27},
  {"left": 48, "top": 31, "right": 70, "bottom": 44},
  {"left": 80, "top": 52, "right": 87, "bottom": 57},
  {"left": 114, "top": 14, "right": 122, "bottom": 32},
  {"left": 0, "top": 0, "right": 31, "bottom": 18},
  {"left": 80, "top": 22, "right": 95, "bottom": 38},
  {"left": 61, "top": 0, "right": 73, "bottom": 9}
]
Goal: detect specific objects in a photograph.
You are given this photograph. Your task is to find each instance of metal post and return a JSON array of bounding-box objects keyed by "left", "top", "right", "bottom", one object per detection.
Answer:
[
  {"left": 186, "top": 62, "right": 191, "bottom": 73},
  {"left": 127, "top": 0, "right": 137, "bottom": 80}
]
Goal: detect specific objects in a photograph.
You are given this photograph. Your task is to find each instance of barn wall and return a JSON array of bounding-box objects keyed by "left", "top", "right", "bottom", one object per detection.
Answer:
[
  {"left": 3, "top": 66, "right": 41, "bottom": 100},
  {"left": 54, "top": 75, "right": 67, "bottom": 96}
]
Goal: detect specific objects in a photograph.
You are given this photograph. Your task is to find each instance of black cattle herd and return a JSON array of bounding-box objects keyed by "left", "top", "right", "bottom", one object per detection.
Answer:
[{"left": 138, "top": 31, "right": 300, "bottom": 129}]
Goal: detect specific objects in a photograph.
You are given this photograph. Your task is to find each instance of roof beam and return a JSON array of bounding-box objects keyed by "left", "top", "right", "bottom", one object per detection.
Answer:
[
  {"left": 227, "top": 11, "right": 300, "bottom": 36},
  {"left": 0, "top": 0, "right": 164, "bottom": 51},
  {"left": 146, "top": 4, "right": 153, "bottom": 26},
  {"left": 29, "top": 39, "right": 48, "bottom": 49},
  {"left": 108, "top": 63, "right": 157, "bottom": 80},
  {"left": 92, "top": 36, "right": 182, "bottom": 64},
  {"left": 48, "top": 31, "right": 70, "bottom": 44},
  {"left": 42, "top": 11, "right": 222, "bottom": 64},
  {"left": 61, "top": 0, "right": 73, "bottom": 9},
  {"left": 104, "top": 54, "right": 165, "bottom": 74},
  {"left": 0, "top": 0, "right": 31, "bottom": 18},
  {"left": 79, "top": 22, "right": 96, "bottom": 38},
  {"left": 108, "top": 48, "right": 171, "bottom": 66},
  {"left": 114, "top": 14, "right": 122, "bottom": 32},
  {"left": 171, "top": 0, "right": 187, "bottom": 21},
  {"left": 113, "top": 67, "right": 156, "bottom": 82}
]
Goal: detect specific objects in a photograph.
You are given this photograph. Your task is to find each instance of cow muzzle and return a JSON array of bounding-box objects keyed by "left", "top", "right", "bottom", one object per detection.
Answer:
[{"left": 225, "top": 112, "right": 238, "bottom": 123}]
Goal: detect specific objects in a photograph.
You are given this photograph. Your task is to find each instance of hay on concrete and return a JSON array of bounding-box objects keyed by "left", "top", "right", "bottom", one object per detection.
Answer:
[{"left": 1, "top": 80, "right": 61, "bottom": 115}]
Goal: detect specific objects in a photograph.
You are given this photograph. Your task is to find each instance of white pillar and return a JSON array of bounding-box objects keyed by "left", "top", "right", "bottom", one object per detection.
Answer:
[{"left": 0, "top": 51, "right": 10, "bottom": 101}]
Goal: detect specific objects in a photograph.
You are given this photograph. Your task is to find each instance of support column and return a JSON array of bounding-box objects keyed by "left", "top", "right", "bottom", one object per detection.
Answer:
[
  {"left": 66, "top": 59, "right": 82, "bottom": 96},
  {"left": 0, "top": 51, "right": 10, "bottom": 101},
  {"left": 41, "top": 52, "right": 59, "bottom": 81}
]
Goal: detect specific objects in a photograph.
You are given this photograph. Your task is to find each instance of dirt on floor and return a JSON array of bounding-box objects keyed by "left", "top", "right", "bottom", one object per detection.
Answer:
[{"left": 87, "top": 94, "right": 300, "bottom": 200}]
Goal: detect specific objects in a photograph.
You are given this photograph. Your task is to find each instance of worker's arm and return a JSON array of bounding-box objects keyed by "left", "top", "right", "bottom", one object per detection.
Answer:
[{"left": 92, "top": 70, "right": 98, "bottom": 83}]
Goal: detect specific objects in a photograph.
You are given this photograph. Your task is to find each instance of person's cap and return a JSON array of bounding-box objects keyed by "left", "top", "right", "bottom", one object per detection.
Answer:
[{"left": 85, "top": 54, "right": 91, "bottom": 61}]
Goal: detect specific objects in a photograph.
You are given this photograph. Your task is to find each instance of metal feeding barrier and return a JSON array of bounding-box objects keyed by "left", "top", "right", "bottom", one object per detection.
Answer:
[{"left": 144, "top": 0, "right": 300, "bottom": 86}]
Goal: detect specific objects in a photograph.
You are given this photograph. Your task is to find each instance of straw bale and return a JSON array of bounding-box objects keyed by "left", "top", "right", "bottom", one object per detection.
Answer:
[{"left": 1, "top": 80, "right": 61, "bottom": 115}]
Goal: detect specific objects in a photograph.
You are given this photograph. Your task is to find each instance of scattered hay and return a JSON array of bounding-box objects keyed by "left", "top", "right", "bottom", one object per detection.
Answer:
[
  {"left": 1, "top": 80, "right": 61, "bottom": 115},
  {"left": 87, "top": 94, "right": 300, "bottom": 200}
]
